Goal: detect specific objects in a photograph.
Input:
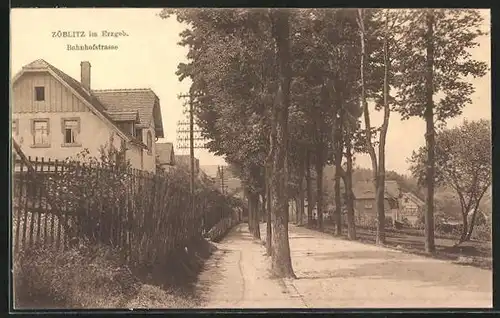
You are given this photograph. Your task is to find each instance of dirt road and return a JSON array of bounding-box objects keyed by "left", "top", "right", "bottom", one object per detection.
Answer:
[{"left": 197, "top": 223, "right": 492, "bottom": 308}]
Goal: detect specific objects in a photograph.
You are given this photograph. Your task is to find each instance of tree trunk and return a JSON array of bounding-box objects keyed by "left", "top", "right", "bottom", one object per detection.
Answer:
[
  {"left": 334, "top": 108, "right": 344, "bottom": 236},
  {"left": 266, "top": 179, "right": 272, "bottom": 255},
  {"left": 255, "top": 193, "right": 261, "bottom": 239},
  {"left": 345, "top": 136, "right": 356, "bottom": 240},
  {"left": 249, "top": 192, "right": 261, "bottom": 240},
  {"left": 315, "top": 153, "right": 324, "bottom": 231},
  {"left": 375, "top": 178, "right": 386, "bottom": 245},
  {"left": 334, "top": 165, "right": 342, "bottom": 236},
  {"left": 374, "top": 10, "right": 393, "bottom": 246},
  {"left": 270, "top": 9, "right": 295, "bottom": 278},
  {"left": 424, "top": 10, "right": 436, "bottom": 253},
  {"left": 305, "top": 151, "right": 313, "bottom": 227},
  {"left": 265, "top": 165, "right": 272, "bottom": 255},
  {"left": 247, "top": 191, "right": 254, "bottom": 232},
  {"left": 297, "top": 162, "right": 305, "bottom": 226},
  {"left": 294, "top": 197, "right": 300, "bottom": 224},
  {"left": 358, "top": 8, "right": 383, "bottom": 244}
]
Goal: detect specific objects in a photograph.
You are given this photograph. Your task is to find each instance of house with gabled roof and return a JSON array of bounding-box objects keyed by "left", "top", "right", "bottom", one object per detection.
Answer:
[
  {"left": 155, "top": 142, "right": 175, "bottom": 172},
  {"left": 352, "top": 180, "right": 401, "bottom": 223},
  {"left": 11, "top": 59, "right": 164, "bottom": 172},
  {"left": 352, "top": 180, "right": 426, "bottom": 226}
]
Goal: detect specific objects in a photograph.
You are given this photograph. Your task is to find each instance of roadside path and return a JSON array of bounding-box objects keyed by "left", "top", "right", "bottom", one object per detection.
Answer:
[
  {"left": 197, "top": 224, "right": 299, "bottom": 308},
  {"left": 197, "top": 223, "right": 492, "bottom": 308}
]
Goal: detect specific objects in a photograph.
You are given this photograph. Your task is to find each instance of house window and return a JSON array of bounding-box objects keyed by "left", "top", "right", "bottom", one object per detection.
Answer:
[
  {"left": 404, "top": 197, "right": 409, "bottom": 203},
  {"left": 136, "top": 128, "right": 143, "bottom": 142},
  {"left": 12, "top": 119, "right": 18, "bottom": 135},
  {"left": 147, "top": 131, "right": 152, "bottom": 154},
  {"left": 31, "top": 119, "right": 50, "bottom": 147},
  {"left": 35, "top": 86, "right": 45, "bottom": 101},
  {"left": 61, "top": 118, "right": 81, "bottom": 146}
]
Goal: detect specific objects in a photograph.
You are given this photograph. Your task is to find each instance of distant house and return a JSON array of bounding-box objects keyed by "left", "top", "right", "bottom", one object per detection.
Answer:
[
  {"left": 174, "top": 154, "right": 200, "bottom": 175},
  {"left": 398, "top": 192, "right": 425, "bottom": 224},
  {"left": 155, "top": 142, "right": 175, "bottom": 172},
  {"left": 11, "top": 59, "right": 164, "bottom": 173},
  {"left": 352, "top": 180, "right": 401, "bottom": 222},
  {"left": 352, "top": 180, "right": 427, "bottom": 226}
]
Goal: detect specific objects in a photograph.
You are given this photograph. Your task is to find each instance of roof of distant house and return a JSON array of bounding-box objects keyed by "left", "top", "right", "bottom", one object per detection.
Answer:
[
  {"left": 156, "top": 142, "right": 174, "bottom": 165},
  {"left": 352, "top": 180, "right": 401, "bottom": 200},
  {"left": 93, "top": 88, "right": 164, "bottom": 138},
  {"left": 175, "top": 155, "right": 200, "bottom": 169},
  {"left": 402, "top": 191, "right": 425, "bottom": 206}
]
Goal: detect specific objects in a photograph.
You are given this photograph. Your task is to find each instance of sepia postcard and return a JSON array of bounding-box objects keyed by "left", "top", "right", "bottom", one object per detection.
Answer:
[{"left": 10, "top": 8, "right": 492, "bottom": 311}]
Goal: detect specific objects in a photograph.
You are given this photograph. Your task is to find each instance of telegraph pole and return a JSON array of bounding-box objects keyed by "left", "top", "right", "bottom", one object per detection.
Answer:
[
  {"left": 177, "top": 93, "right": 207, "bottom": 233},
  {"left": 177, "top": 94, "right": 205, "bottom": 193}
]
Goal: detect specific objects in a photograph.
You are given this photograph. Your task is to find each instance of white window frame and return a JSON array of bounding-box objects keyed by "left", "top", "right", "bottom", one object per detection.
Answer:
[{"left": 31, "top": 118, "right": 50, "bottom": 148}]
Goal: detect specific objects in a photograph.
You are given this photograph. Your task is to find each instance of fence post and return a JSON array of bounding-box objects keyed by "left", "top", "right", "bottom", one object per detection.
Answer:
[
  {"left": 28, "top": 157, "right": 40, "bottom": 247},
  {"left": 54, "top": 159, "right": 63, "bottom": 250},
  {"left": 20, "top": 156, "right": 32, "bottom": 250},
  {"left": 14, "top": 159, "right": 25, "bottom": 251},
  {"left": 49, "top": 160, "right": 58, "bottom": 248},
  {"left": 43, "top": 158, "right": 51, "bottom": 247},
  {"left": 34, "top": 157, "right": 44, "bottom": 246}
]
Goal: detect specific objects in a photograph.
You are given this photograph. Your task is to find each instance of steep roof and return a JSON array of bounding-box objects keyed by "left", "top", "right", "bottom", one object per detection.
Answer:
[
  {"left": 353, "top": 180, "right": 401, "bottom": 200},
  {"left": 156, "top": 142, "right": 174, "bottom": 165},
  {"left": 93, "top": 89, "right": 164, "bottom": 138},
  {"left": 402, "top": 191, "right": 425, "bottom": 206},
  {"left": 175, "top": 155, "right": 200, "bottom": 172},
  {"left": 15, "top": 59, "right": 146, "bottom": 149}
]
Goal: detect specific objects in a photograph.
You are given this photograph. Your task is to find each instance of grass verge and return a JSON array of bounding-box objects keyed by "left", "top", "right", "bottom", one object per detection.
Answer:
[{"left": 13, "top": 237, "right": 218, "bottom": 309}]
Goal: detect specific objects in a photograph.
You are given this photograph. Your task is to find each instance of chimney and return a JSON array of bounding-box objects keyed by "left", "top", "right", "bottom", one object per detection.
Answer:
[{"left": 80, "top": 61, "right": 91, "bottom": 91}]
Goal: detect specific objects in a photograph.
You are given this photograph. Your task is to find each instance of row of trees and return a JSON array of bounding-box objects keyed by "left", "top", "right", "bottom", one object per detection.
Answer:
[{"left": 161, "top": 8, "right": 488, "bottom": 278}]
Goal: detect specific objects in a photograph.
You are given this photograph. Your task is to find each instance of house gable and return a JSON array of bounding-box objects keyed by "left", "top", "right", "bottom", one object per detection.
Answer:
[
  {"left": 12, "top": 72, "right": 89, "bottom": 113},
  {"left": 12, "top": 59, "right": 146, "bottom": 150},
  {"left": 402, "top": 192, "right": 425, "bottom": 207},
  {"left": 156, "top": 142, "right": 174, "bottom": 166}
]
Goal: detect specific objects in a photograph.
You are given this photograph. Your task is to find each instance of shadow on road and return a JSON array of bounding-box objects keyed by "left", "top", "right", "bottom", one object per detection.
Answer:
[{"left": 311, "top": 250, "right": 407, "bottom": 261}]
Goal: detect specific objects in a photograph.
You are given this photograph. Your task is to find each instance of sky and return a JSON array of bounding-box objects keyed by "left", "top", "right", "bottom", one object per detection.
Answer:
[{"left": 10, "top": 8, "right": 491, "bottom": 175}]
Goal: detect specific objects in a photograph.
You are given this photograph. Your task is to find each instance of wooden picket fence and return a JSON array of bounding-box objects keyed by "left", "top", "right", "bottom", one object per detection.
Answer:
[{"left": 12, "top": 156, "right": 238, "bottom": 269}]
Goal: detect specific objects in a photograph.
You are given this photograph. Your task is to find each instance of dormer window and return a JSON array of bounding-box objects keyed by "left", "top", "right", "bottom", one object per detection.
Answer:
[{"left": 35, "top": 86, "right": 45, "bottom": 101}]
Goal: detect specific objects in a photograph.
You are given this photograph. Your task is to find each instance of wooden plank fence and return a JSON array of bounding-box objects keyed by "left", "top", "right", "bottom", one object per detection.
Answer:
[{"left": 12, "top": 156, "right": 239, "bottom": 269}]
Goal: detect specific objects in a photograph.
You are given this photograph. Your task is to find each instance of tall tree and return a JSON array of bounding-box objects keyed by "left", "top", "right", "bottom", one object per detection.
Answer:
[
  {"left": 395, "top": 9, "right": 488, "bottom": 252},
  {"left": 409, "top": 119, "right": 491, "bottom": 244},
  {"left": 269, "top": 8, "right": 296, "bottom": 278}
]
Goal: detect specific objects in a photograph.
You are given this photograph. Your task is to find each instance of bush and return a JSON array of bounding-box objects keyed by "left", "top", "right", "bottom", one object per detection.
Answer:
[
  {"left": 385, "top": 216, "right": 393, "bottom": 227},
  {"left": 471, "top": 223, "right": 491, "bottom": 241},
  {"left": 13, "top": 242, "right": 140, "bottom": 309}
]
